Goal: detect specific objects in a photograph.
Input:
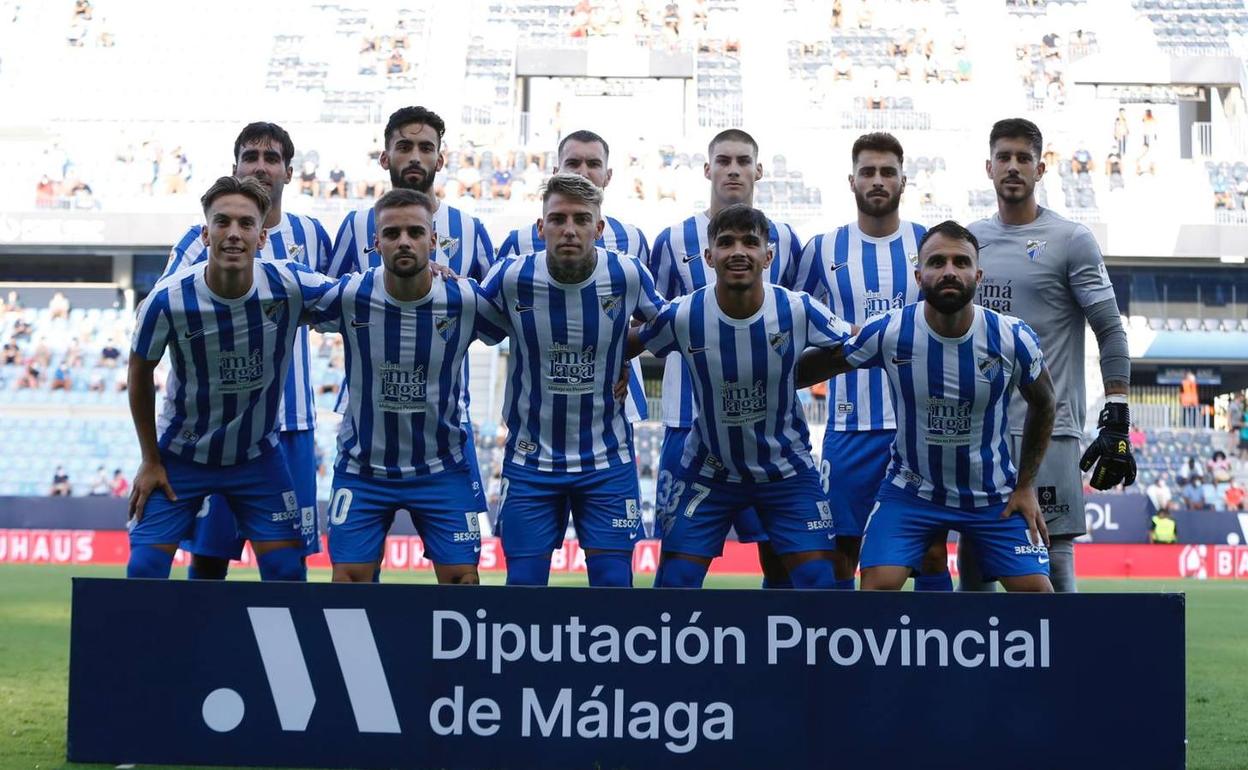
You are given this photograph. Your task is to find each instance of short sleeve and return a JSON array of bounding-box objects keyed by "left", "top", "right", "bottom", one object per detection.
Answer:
[
  {"left": 306, "top": 275, "right": 349, "bottom": 334},
  {"left": 324, "top": 210, "right": 360, "bottom": 278},
  {"left": 802, "top": 293, "right": 852, "bottom": 348},
  {"left": 312, "top": 218, "right": 334, "bottom": 274},
  {"left": 131, "top": 290, "right": 172, "bottom": 361},
  {"left": 647, "top": 228, "right": 681, "bottom": 300},
  {"left": 496, "top": 229, "right": 520, "bottom": 262},
  {"left": 841, "top": 314, "right": 889, "bottom": 370},
  {"left": 468, "top": 217, "right": 494, "bottom": 281},
  {"left": 778, "top": 223, "right": 804, "bottom": 290},
  {"left": 632, "top": 259, "right": 667, "bottom": 323},
  {"left": 289, "top": 262, "right": 340, "bottom": 319},
  {"left": 469, "top": 279, "right": 510, "bottom": 345},
  {"left": 1067, "top": 225, "right": 1116, "bottom": 309},
  {"left": 1012, "top": 320, "right": 1045, "bottom": 385},
  {"left": 161, "top": 225, "right": 207, "bottom": 279},
  {"left": 637, "top": 300, "right": 680, "bottom": 357}
]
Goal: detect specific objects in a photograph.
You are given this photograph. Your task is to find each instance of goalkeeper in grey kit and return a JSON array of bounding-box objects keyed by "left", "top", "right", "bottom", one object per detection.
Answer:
[{"left": 962, "top": 118, "right": 1136, "bottom": 593}]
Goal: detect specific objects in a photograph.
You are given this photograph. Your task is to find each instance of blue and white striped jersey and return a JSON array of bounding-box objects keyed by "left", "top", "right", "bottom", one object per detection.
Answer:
[
  {"left": 132, "top": 260, "right": 337, "bottom": 466},
  {"left": 637, "top": 285, "right": 852, "bottom": 483},
  {"left": 497, "top": 215, "right": 652, "bottom": 423},
  {"left": 479, "top": 247, "right": 667, "bottom": 473},
  {"left": 163, "top": 212, "right": 333, "bottom": 432},
  {"left": 842, "top": 303, "right": 1046, "bottom": 509},
  {"left": 324, "top": 202, "right": 495, "bottom": 416},
  {"left": 801, "top": 221, "right": 925, "bottom": 432},
  {"left": 648, "top": 212, "right": 804, "bottom": 428},
  {"left": 309, "top": 269, "right": 507, "bottom": 479}
]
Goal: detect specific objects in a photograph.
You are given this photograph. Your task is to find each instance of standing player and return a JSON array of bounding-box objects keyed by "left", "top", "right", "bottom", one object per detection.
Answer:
[
  {"left": 162, "top": 122, "right": 332, "bottom": 580},
  {"left": 963, "top": 118, "right": 1134, "bottom": 592},
  {"left": 480, "top": 173, "right": 666, "bottom": 587},
  {"left": 127, "top": 177, "right": 336, "bottom": 581},
  {"left": 497, "top": 129, "right": 650, "bottom": 422},
  {"left": 324, "top": 106, "right": 496, "bottom": 522},
  {"left": 798, "top": 221, "right": 1057, "bottom": 592},
  {"left": 647, "top": 129, "right": 804, "bottom": 587},
  {"left": 310, "top": 190, "right": 507, "bottom": 584},
  {"left": 632, "top": 204, "right": 849, "bottom": 589},
  {"left": 800, "top": 132, "right": 950, "bottom": 591}
]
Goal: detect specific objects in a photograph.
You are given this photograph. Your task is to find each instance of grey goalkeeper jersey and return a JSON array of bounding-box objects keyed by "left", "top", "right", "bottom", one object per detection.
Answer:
[{"left": 970, "top": 208, "right": 1117, "bottom": 439}]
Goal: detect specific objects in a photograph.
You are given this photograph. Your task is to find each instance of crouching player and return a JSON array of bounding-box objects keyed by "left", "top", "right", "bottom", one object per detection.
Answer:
[
  {"left": 126, "top": 177, "right": 337, "bottom": 580},
  {"left": 797, "top": 221, "right": 1057, "bottom": 592},
  {"left": 630, "top": 204, "right": 850, "bottom": 588},
  {"left": 310, "top": 189, "right": 508, "bottom": 583}
]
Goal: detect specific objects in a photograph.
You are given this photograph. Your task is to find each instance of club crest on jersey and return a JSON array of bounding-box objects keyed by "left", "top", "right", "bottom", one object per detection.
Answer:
[
  {"left": 768, "top": 330, "right": 792, "bottom": 355},
  {"left": 1025, "top": 240, "right": 1047, "bottom": 262},
  {"left": 599, "top": 294, "right": 623, "bottom": 319},
  {"left": 262, "top": 301, "right": 286, "bottom": 323},
  {"left": 435, "top": 315, "right": 459, "bottom": 341},
  {"left": 286, "top": 243, "right": 306, "bottom": 262},
  {"left": 977, "top": 355, "right": 1003, "bottom": 378},
  {"left": 437, "top": 236, "right": 460, "bottom": 255}
]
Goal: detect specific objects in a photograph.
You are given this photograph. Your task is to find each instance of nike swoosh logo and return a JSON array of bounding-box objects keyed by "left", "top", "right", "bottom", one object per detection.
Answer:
[
  {"left": 514, "top": 304, "right": 533, "bottom": 312},
  {"left": 829, "top": 262, "right": 847, "bottom": 272},
  {"left": 683, "top": 253, "right": 700, "bottom": 263},
  {"left": 184, "top": 328, "right": 204, "bottom": 340},
  {"left": 687, "top": 345, "right": 706, "bottom": 354},
  {"left": 891, "top": 357, "right": 911, "bottom": 366},
  {"left": 350, "top": 319, "right": 370, "bottom": 328},
  {"left": 1038, "top": 557, "right": 1049, "bottom": 564}
]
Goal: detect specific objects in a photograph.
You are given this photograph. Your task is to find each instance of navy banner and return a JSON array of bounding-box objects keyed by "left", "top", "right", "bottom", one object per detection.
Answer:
[{"left": 68, "top": 580, "right": 1184, "bottom": 769}]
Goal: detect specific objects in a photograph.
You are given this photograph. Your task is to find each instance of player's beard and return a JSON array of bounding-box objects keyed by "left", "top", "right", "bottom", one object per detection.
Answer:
[
  {"left": 390, "top": 164, "right": 434, "bottom": 194},
  {"left": 386, "top": 251, "right": 426, "bottom": 278},
  {"left": 855, "top": 188, "right": 900, "bottom": 217},
  {"left": 926, "top": 278, "right": 976, "bottom": 314},
  {"left": 995, "top": 175, "right": 1033, "bottom": 204}
]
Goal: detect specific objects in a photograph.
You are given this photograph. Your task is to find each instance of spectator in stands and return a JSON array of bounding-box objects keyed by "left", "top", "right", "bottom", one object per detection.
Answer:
[
  {"left": 1149, "top": 508, "right": 1177, "bottom": 544},
  {"left": 35, "top": 175, "right": 56, "bottom": 208},
  {"left": 1179, "top": 371, "right": 1200, "bottom": 426},
  {"left": 1113, "top": 108, "right": 1129, "bottom": 156},
  {"left": 48, "top": 291, "right": 70, "bottom": 321},
  {"left": 110, "top": 468, "right": 129, "bottom": 497},
  {"left": 1141, "top": 109, "right": 1157, "bottom": 149},
  {"left": 1146, "top": 475, "right": 1172, "bottom": 512},
  {"left": 1213, "top": 176, "right": 1235, "bottom": 209},
  {"left": 2, "top": 290, "right": 20, "bottom": 312},
  {"left": 50, "top": 359, "right": 71, "bottom": 391},
  {"left": 386, "top": 48, "right": 407, "bottom": 75},
  {"left": 1200, "top": 479, "right": 1223, "bottom": 511},
  {"left": 324, "top": 162, "right": 348, "bottom": 198},
  {"left": 11, "top": 317, "right": 31, "bottom": 341},
  {"left": 17, "top": 361, "right": 40, "bottom": 389},
  {"left": 299, "top": 158, "right": 319, "bottom": 197},
  {"left": 99, "top": 337, "right": 121, "bottom": 367},
  {"left": 1177, "top": 478, "right": 1204, "bottom": 510},
  {"left": 1106, "top": 150, "right": 1125, "bottom": 192},
  {"left": 49, "top": 466, "right": 71, "bottom": 496},
  {"left": 1207, "top": 450, "right": 1233, "bottom": 485},
  {"left": 1178, "top": 455, "right": 1205, "bottom": 486},
  {"left": 1233, "top": 393, "right": 1248, "bottom": 460},
  {"left": 1, "top": 338, "right": 18, "bottom": 366},
  {"left": 1071, "top": 145, "right": 1093, "bottom": 175},
  {"left": 1226, "top": 481, "right": 1245, "bottom": 512},
  {"left": 88, "top": 466, "right": 109, "bottom": 496},
  {"left": 1129, "top": 423, "right": 1146, "bottom": 450}
]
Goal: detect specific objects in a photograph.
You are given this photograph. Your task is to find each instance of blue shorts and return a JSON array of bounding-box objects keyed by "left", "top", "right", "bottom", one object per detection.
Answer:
[
  {"left": 820, "top": 429, "right": 894, "bottom": 538},
  {"left": 860, "top": 485, "right": 1050, "bottom": 579},
  {"left": 462, "top": 422, "right": 488, "bottom": 512},
  {"left": 130, "top": 448, "right": 301, "bottom": 548},
  {"left": 181, "top": 430, "right": 320, "bottom": 559},
  {"left": 659, "top": 465, "right": 836, "bottom": 558},
  {"left": 327, "top": 466, "right": 482, "bottom": 566},
  {"left": 657, "top": 426, "right": 767, "bottom": 544},
  {"left": 498, "top": 461, "right": 641, "bottom": 557}
]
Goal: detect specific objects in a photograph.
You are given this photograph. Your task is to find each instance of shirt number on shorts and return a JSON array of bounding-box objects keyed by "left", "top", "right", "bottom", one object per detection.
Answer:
[
  {"left": 683, "top": 483, "right": 711, "bottom": 519},
  {"left": 328, "top": 488, "right": 354, "bottom": 526},
  {"left": 819, "top": 459, "right": 832, "bottom": 495}
]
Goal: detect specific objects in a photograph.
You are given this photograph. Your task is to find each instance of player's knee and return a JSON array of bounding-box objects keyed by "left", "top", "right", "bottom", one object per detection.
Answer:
[
  {"left": 860, "top": 567, "right": 906, "bottom": 591},
  {"left": 332, "top": 564, "right": 374, "bottom": 583},
  {"left": 505, "top": 555, "right": 552, "bottom": 586},
  {"left": 188, "top": 555, "right": 230, "bottom": 580},
  {"left": 449, "top": 571, "right": 480, "bottom": 585},
  {"left": 788, "top": 557, "right": 836, "bottom": 589},
  {"left": 127, "top": 544, "right": 175, "bottom": 579},
  {"left": 586, "top": 552, "right": 633, "bottom": 588},
  {"left": 757, "top": 543, "right": 792, "bottom": 588},
  {"left": 654, "top": 557, "right": 708, "bottom": 588},
  {"left": 257, "top": 546, "right": 306, "bottom": 582}
]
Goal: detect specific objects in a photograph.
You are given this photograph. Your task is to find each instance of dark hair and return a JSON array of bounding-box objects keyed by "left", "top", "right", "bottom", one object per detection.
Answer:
[
  {"left": 918, "top": 220, "right": 979, "bottom": 256},
  {"left": 373, "top": 188, "right": 436, "bottom": 218},
  {"left": 707, "top": 203, "right": 769, "bottom": 242},
  {"left": 851, "top": 132, "right": 904, "bottom": 166},
  {"left": 707, "top": 128, "right": 758, "bottom": 159},
  {"left": 200, "top": 175, "right": 270, "bottom": 218},
  {"left": 384, "top": 106, "right": 446, "bottom": 149},
  {"left": 989, "top": 118, "right": 1043, "bottom": 158},
  {"left": 558, "top": 130, "right": 609, "bottom": 162},
  {"left": 233, "top": 122, "right": 295, "bottom": 165}
]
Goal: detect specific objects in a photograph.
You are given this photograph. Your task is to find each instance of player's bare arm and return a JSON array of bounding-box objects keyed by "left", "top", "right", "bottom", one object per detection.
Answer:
[
  {"left": 795, "top": 345, "right": 852, "bottom": 389},
  {"left": 1003, "top": 366, "right": 1056, "bottom": 547},
  {"left": 126, "top": 355, "right": 176, "bottom": 522}
]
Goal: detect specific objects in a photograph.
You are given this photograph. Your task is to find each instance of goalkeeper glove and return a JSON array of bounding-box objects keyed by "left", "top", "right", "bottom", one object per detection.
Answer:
[{"left": 1079, "top": 400, "right": 1137, "bottom": 490}]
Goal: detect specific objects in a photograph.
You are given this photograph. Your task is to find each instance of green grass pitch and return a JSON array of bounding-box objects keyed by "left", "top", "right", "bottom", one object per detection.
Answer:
[{"left": 1, "top": 565, "right": 1244, "bottom": 770}]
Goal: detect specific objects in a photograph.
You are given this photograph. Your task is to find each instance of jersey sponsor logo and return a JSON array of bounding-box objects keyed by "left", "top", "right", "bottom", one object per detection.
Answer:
[
  {"left": 862, "top": 291, "right": 905, "bottom": 319},
  {"left": 768, "top": 330, "right": 792, "bottom": 355},
  {"left": 836, "top": 402, "right": 854, "bottom": 414},
  {"left": 720, "top": 380, "right": 768, "bottom": 426},
  {"left": 516, "top": 439, "right": 537, "bottom": 454},
  {"left": 612, "top": 498, "right": 641, "bottom": 532},
  {"left": 1025, "top": 239, "right": 1047, "bottom": 262},
  {"left": 901, "top": 469, "right": 924, "bottom": 487},
  {"left": 218, "top": 348, "right": 266, "bottom": 393},
  {"left": 454, "top": 511, "right": 482, "bottom": 542},
  {"left": 379, "top": 362, "right": 428, "bottom": 412},
  {"left": 181, "top": 429, "right": 200, "bottom": 443},
  {"left": 599, "top": 294, "right": 623, "bottom": 319},
  {"left": 435, "top": 316, "right": 459, "bottom": 341},
  {"left": 546, "top": 343, "right": 597, "bottom": 394},
  {"left": 1014, "top": 544, "right": 1049, "bottom": 556},
  {"left": 925, "top": 397, "right": 972, "bottom": 445},
  {"left": 976, "top": 278, "right": 1013, "bottom": 313},
  {"left": 704, "top": 454, "right": 724, "bottom": 470},
  {"left": 1037, "top": 485, "right": 1071, "bottom": 516},
  {"left": 263, "top": 300, "right": 286, "bottom": 324}
]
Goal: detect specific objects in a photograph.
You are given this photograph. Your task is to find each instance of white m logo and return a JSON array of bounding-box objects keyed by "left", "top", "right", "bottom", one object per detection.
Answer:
[{"left": 202, "top": 608, "right": 400, "bottom": 734}]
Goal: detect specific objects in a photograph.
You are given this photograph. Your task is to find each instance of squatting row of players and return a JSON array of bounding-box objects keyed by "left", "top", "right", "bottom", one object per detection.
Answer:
[{"left": 125, "top": 106, "right": 1139, "bottom": 592}]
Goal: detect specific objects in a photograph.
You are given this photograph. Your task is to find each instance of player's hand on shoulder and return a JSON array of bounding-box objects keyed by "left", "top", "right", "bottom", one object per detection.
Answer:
[
  {"left": 429, "top": 261, "right": 459, "bottom": 280},
  {"left": 129, "top": 460, "right": 176, "bottom": 522},
  {"left": 1002, "top": 485, "right": 1049, "bottom": 548}
]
